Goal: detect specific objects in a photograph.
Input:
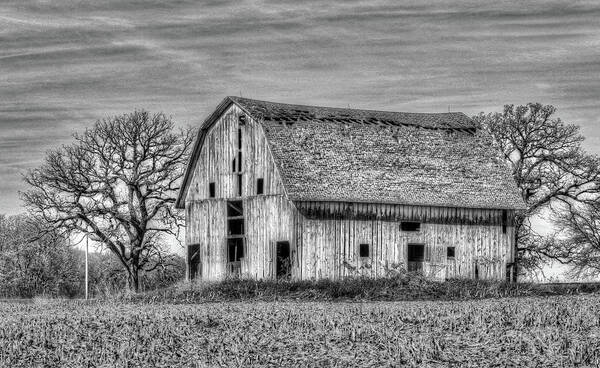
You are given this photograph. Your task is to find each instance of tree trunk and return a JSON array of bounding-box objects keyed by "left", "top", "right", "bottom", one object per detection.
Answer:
[
  {"left": 512, "top": 215, "right": 525, "bottom": 283},
  {"left": 131, "top": 269, "right": 140, "bottom": 293},
  {"left": 126, "top": 266, "right": 140, "bottom": 293}
]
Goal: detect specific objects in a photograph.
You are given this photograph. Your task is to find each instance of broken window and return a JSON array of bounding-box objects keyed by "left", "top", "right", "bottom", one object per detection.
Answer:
[
  {"left": 256, "top": 178, "right": 264, "bottom": 195},
  {"left": 359, "top": 243, "right": 370, "bottom": 258},
  {"left": 401, "top": 222, "right": 421, "bottom": 232},
  {"left": 447, "top": 246, "right": 455, "bottom": 259},
  {"left": 227, "top": 201, "right": 243, "bottom": 217},
  {"left": 208, "top": 182, "right": 215, "bottom": 198}
]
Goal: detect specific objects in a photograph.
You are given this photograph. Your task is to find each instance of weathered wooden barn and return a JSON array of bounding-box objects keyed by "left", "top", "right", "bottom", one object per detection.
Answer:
[{"left": 176, "top": 97, "right": 525, "bottom": 281}]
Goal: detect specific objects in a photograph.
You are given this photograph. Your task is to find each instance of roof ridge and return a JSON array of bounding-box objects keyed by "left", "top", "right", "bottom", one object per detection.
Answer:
[{"left": 227, "top": 96, "right": 469, "bottom": 117}]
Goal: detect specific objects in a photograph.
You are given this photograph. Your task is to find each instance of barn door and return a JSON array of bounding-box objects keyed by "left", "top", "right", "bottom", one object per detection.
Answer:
[
  {"left": 275, "top": 241, "right": 291, "bottom": 279},
  {"left": 407, "top": 243, "right": 424, "bottom": 272}
]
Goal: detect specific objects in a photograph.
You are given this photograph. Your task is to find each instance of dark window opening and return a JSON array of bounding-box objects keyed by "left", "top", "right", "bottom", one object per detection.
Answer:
[
  {"left": 227, "top": 218, "right": 244, "bottom": 235},
  {"left": 188, "top": 244, "right": 200, "bottom": 280},
  {"left": 475, "top": 263, "right": 479, "bottom": 280},
  {"left": 502, "top": 210, "right": 508, "bottom": 234},
  {"left": 227, "top": 238, "right": 244, "bottom": 262},
  {"left": 237, "top": 151, "right": 242, "bottom": 172},
  {"left": 407, "top": 243, "right": 425, "bottom": 272},
  {"left": 401, "top": 222, "right": 421, "bottom": 232},
  {"left": 256, "top": 178, "right": 264, "bottom": 195},
  {"left": 208, "top": 182, "right": 215, "bottom": 198},
  {"left": 237, "top": 174, "right": 242, "bottom": 197},
  {"left": 408, "top": 243, "right": 425, "bottom": 262},
  {"left": 232, "top": 158, "right": 237, "bottom": 172},
  {"left": 359, "top": 243, "right": 370, "bottom": 258},
  {"left": 238, "top": 128, "right": 242, "bottom": 149},
  {"left": 276, "top": 241, "right": 291, "bottom": 279},
  {"left": 227, "top": 200, "right": 245, "bottom": 276},
  {"left": 447, "top": 246, "right": 455, "bottom": 259},
  {"left": 226, "top": 201, "right": 243, "bottom": 217}
]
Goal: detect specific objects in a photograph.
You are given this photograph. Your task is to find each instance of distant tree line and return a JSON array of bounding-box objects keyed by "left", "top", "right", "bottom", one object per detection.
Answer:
[{"left": 0, "top": 213, "right": 184, "bottom": 298}]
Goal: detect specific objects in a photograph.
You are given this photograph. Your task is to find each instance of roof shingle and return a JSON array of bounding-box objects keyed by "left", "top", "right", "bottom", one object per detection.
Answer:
[{"left": 231, "top": 97, "right": 524, "bottom": 210}]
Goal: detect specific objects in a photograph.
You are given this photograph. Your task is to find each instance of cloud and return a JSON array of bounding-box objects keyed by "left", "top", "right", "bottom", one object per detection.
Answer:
[{"left": 1, "top": 0, "right": 600, "bottom": 214}]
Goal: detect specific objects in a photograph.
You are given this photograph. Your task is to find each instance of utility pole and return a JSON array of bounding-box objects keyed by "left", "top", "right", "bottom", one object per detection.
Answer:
[{"left": 85, "top": 236, "right": 89, "bottom": 300}]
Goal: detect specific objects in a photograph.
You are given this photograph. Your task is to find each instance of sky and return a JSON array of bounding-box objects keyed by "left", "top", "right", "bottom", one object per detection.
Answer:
[{"left": 1, "top": 0, "right": 600, "bottom": 215}]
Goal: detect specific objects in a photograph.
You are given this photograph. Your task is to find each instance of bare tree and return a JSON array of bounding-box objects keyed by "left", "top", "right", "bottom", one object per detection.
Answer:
[
  {"left": 550, "top": 201, "right": 600, "bottom": 279},
  {"left": 473, "top": 103, "right": 600, "bottom": 279},
  {"left": 22, "top": 111, "right": 194, "bottom": 291}
]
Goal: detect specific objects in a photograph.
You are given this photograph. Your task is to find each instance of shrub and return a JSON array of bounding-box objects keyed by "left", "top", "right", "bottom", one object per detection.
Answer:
[{"left": 123, "top": 272, "right": 600, "bottom": 304}]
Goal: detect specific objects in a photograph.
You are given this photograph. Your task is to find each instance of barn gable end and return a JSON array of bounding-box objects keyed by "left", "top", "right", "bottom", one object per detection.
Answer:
[{"left": 184, "top": 103, "right": 287, "bottom": 202}]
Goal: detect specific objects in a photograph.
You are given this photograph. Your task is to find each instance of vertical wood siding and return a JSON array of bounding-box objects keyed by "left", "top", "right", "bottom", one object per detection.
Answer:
[
  {"left": 186, "top": 104, "right": 286, "bottom": 201},
  {"left": 294, "top": 203, "right": 514, "bottom": 280}
]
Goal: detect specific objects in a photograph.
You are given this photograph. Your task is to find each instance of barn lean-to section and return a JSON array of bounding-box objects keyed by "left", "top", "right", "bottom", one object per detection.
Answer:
[{"left": 177, "top": 97, "right": 526, "bottom": 282}]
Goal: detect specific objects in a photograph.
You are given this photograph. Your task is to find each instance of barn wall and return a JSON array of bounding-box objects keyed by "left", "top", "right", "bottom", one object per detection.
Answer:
[
  {"left": 186, "top": 196, "right": 296, "bottom": 281},
  {"left": 187, "top": 196, "right": 515, "bottom": 281},
  {"left": 294, "top": 202, "right": 515, "bottom": 281},
  {"left": 244, "top": 195, "right": 296, "bottom": 279},
  {"left": 186, "top": 200, "right": 226, "bottom": 280}
]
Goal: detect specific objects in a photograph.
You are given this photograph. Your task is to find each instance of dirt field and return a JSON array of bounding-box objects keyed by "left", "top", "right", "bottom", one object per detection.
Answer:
[{"left": 0, "top": 295, "right": 599, "bottom": 367}]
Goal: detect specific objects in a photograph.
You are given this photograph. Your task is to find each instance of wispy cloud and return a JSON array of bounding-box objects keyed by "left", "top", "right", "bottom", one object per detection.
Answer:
[{"left": 1, "top": 0, "right": 600, "bottom": 213}]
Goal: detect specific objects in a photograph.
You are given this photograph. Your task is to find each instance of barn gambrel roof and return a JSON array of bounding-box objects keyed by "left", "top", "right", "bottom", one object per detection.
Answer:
[{"left": 176, "top": 96, "right": 526, "bottom": 210}]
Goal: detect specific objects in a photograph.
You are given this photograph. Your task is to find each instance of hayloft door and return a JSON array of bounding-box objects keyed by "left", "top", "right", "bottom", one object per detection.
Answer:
[
  {"left": 407, "top": 243, "right": 424, "bottom": 272},
  {"left": 275, "top": 241, "right": 291, "bottom": 279}
]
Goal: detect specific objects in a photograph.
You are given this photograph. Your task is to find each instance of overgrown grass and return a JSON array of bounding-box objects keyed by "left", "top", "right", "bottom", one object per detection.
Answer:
[{"left": 124, "top": 273, "right": 600, "bottom": 304}]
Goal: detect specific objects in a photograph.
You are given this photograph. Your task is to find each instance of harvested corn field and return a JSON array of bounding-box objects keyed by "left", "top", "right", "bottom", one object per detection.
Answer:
[{"left": 1, "top": 296, "right": 599, "bottom": 367}]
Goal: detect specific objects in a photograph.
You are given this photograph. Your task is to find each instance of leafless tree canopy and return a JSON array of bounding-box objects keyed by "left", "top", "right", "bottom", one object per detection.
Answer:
[
  {"left": 22, "top": 111, "right": 194, "bottom": 291},
  {"left": 474, "top": 103, "right": 600, "bottom": 276},
  {"left": 550, "top": 201, "right": 600, "bottom": 279}
]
